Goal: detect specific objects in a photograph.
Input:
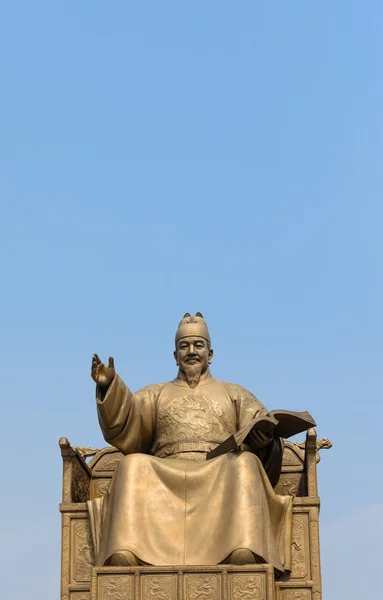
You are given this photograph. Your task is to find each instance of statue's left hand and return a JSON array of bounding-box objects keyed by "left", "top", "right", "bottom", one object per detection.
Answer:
[{"left": 248, "top": 428, "right": 273, "bottom": 449}]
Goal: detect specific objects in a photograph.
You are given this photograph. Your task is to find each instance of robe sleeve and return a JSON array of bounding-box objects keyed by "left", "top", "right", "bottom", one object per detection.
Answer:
[
  {"left": 96, "top": 374, "right": 164, "bottom": 455},
  {"left": 224, "top": 382, "right": 283, "bottom": 488}
]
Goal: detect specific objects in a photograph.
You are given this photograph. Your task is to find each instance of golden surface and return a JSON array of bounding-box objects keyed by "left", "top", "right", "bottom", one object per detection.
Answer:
[
  {"left": 89, "top": 314, "right": 292, "bottom": 570},
  {"left": 91, "top": 565, "right": 275, "bottom": 600},
  {"left": 89, "top": 448, "right": 292, "bottom": 568},
  {"left": 59, "top": 432, "right": 325, "bottom": 600},
  {"left": 59, "top": 313, "right": 327, "bottom": 599}
]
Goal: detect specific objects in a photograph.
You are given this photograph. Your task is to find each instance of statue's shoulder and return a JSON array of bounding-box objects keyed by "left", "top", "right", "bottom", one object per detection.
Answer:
[
  {"left": 219, "top": 380, "right": 249, "bottom": 395},
  {"left": 220, "top": 380, "right": 264, "bottom": 407},
  {"left": 134, "top": 382, "right": 167, "bottom": 399}
]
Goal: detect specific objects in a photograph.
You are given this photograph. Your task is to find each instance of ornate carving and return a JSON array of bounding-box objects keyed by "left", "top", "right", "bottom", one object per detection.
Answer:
[
  {"left": 142, "top": 575, "right": 176, "bottom": 600},
  {"left": 306, "top": 462, "right": 317, "bottom": 497},
  {"left": 99, "top": 575, "right": 132, "bottom": 600},
  {"left": 94, "top": 479, "right": 111, "bottom": 498},
  {"left": 291, "top": 515, "right": 309, "bottom": 578},
  {"left": 296, "top": 437, "right": 332, "bottom": 452},
  {"left": 152, "top": 394, "right": 234, "bottom": 457},
  {"left": 61, "top": 515, "right": 70, "bottom": 600},
  {"left": 282, "top": 448, "right": 303, "bottom": 467},
  {"left": 62, "top": 460, "right": 72, "bottom": 503},
  {"left": 70, "top": 594, "right": 90, "bottom": 600},
  {"left": 72, "top": 520, "right": 94, "bottom": 583},
  {"left": 231, "top": 574, "right": 264, "bottom": 600},
  {"left": 93, "top": 453, "right": 123, "bottom": 472},
  {"left": 90, "top": 567, "right": 322, "bottom": 600},
  {"left": 60, "top": 438, "right": 90, "bottom": 503},
  {"left": 309, "top": 509, "right": 321, "bottom": 598},
  {"left": 282, "top": 590, "right": 310, "bottom": 600},
  {"left": 76, "top": 446, "right": 98, "bottom": 459},
  {"left": 72, "top": 459, "right": 90, "bottom": 503},
  {"left": 275, "top": 474, "right": 301, "bottom": 496},
  {"left": 186, "top": 574, "right": 219, "bottom": 600}
]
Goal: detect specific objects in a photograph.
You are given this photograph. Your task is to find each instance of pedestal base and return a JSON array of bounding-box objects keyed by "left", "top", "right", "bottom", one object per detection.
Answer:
[{"left": 91, "top": 565, "right": 275, "bottom": 600}]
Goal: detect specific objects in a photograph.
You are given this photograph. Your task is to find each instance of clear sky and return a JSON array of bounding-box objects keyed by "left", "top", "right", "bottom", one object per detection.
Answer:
[{"left": 1, "top": 2, "right": 382, "bottom": 598}]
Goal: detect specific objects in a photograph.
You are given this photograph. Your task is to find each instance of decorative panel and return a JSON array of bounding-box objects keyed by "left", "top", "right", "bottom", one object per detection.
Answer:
[
  {"left": 275, "top": 474, "right": 302, "bottom": 497},
  {"left": 98, "top": 575, "right": 133, "bottom": 600},
  {"left": 282, "top": 448, "right": 303, "bottom": 468},
  {"left": 92, "top": 452, "right": 123, "bottom": 473},
  {"left": 281, "top": 588, "right": 311, "bottom": 600},
  {"left": 291, "top": 513, "right": 310, "bottom": 579},
  {"left": 184, "top": 573, "right": 220, "bottom": 600},
  {"left": 71, "top": 518, "right": 94, "bottom": 583},
  {"left": 141, "top": 574, "right": 177, "bottom": 600},
  {"left": 228, "top": 573, "right": 266, "bottom": 600},
  {"left": 90, "top": 478, "right": 111, "bottom": 500},
  {"left": 91, "top": 565, "right": 278, "bottom": 600}
]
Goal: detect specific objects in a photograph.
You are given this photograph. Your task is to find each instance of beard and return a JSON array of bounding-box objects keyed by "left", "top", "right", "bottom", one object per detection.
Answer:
[{"left": 183, "top": 363, "right": 203, "bottom": 389}]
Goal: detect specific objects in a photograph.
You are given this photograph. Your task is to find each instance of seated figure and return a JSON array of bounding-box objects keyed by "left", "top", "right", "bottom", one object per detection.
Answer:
[{"left": 88, "top": 313, "right": 293, "bottom": 572}]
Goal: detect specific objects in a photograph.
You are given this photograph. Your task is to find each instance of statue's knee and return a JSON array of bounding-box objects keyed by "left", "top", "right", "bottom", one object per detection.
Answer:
[
  {"left": 105, "top": 550, "right": 139, "bottom": 566},
  {"left": 225, "top": 549, "right": 259, "bottom": 565}
]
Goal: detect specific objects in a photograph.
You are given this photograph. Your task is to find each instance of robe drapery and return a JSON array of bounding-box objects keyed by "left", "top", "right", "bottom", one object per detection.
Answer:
[{"left": 87, "top": 372, "right": 292, "bottom": 572}]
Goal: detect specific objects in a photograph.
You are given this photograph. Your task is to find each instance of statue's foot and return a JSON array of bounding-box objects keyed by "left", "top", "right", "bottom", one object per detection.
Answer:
[
  {"left": 226, "top": 549, "right": 259, "bottom": 565},
  {"left": 106, "top": 550, "right": 139, "bottom": 566}
]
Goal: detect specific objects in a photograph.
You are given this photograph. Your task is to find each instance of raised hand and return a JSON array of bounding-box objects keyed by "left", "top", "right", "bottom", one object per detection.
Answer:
[{"left": 91, "top": 354, "right": 115, "bottom": 388}]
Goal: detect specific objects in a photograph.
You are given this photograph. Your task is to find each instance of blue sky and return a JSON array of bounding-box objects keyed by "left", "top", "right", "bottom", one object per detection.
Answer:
[{"left": 1, "top": 2, "right": 382, "bottom": 598}]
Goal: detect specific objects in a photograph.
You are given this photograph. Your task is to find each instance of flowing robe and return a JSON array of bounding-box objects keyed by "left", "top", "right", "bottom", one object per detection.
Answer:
[{"left": 88, "top": 372, "right": 292, "bottom": 572}]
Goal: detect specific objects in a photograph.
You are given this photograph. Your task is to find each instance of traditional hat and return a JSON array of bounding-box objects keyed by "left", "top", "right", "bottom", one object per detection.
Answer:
[{"left": 175, "top": 312, "right": 211, "bottom": 345}]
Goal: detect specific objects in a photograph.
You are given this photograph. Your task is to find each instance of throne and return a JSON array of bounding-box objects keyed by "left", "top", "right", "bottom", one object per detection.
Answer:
[{"left": 59, "top": 429, "right": 330, "bottom": 600}]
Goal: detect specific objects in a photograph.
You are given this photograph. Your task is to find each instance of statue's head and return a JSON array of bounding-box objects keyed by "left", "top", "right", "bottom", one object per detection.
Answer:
[{"left": 174, "top": 313, "right": 213, "bottom": 388}]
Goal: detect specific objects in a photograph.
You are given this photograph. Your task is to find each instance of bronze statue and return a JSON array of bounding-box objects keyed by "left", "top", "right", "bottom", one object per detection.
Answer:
[{"left": 88, "top": 313, "right": 294, "bottom": 572}]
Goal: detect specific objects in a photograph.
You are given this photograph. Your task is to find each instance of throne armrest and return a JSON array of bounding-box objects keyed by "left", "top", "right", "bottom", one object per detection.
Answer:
[
  {"left": 304, "top": 428, "right": 318, "bottom": 497},
  {"left": 59, "top": 437, "right": 91, "bottom": 504}
]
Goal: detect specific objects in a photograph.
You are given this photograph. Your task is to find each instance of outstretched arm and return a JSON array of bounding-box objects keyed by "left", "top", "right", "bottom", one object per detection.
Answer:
[{"left": 90, "top": 354, "right": 156, "bottom": 455}]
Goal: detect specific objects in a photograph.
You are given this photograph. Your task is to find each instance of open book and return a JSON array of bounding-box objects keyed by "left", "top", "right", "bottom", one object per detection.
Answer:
[{"left": 206, "top": 409, "right": 316, "bottom": 460}]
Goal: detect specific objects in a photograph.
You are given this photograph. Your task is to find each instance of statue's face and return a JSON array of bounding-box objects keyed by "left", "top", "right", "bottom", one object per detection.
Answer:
[{"left": 174, "top": 336, "right": 213, "bottom": 374}]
